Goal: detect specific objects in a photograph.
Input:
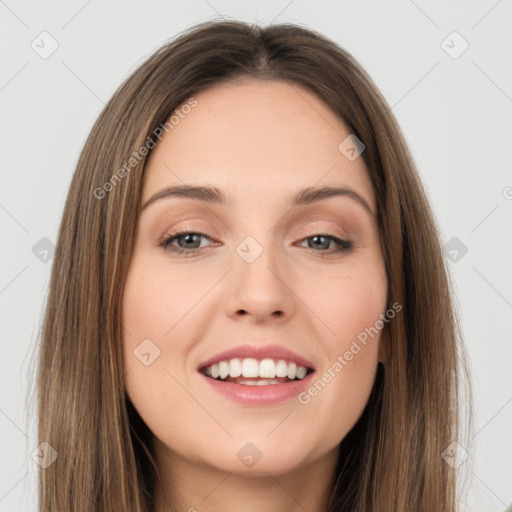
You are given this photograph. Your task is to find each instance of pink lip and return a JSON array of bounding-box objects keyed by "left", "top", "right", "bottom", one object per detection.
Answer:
[
  {"left": 199, "top": 371, "right": 315, "bottom": 405},
  {"left": 197, "top": 343, "right": 315, "bottom": 371}
]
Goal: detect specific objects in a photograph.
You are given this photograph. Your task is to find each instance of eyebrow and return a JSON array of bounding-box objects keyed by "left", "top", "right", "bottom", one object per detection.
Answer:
[{"left": 140, "top": 184, "right": 374, "bottom": 217}]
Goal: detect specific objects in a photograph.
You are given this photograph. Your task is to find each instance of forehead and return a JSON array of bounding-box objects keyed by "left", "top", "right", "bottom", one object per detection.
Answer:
[{"left": 142, "top": 79, "right": 374, "bottom": 210}]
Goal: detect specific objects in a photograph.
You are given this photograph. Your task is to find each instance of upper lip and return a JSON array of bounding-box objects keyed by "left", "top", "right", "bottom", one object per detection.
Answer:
[{"left": 198, "top": 344, "right": 316, "bottom": 371}]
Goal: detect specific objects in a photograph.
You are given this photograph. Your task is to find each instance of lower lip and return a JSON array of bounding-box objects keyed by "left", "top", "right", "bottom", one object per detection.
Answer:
[{"left": 199, "top": 371, "right": 315, "bottom": 405}]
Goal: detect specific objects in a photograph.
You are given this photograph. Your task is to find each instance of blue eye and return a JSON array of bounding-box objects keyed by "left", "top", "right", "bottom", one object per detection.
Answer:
[
  {"left": 298, "top": 234, "right": 353, "bottom": 254},
  {"left": 158, "top": 229, "right": 212, "bottom": 256},
  {"left": 158, "top": 230, "right": 353, "bottom": 257}
]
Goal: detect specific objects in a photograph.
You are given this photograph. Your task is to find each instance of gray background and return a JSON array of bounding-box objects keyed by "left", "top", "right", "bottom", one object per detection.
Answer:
[{"left": 1, "top": 1, "right": 511, "bottom": 510}]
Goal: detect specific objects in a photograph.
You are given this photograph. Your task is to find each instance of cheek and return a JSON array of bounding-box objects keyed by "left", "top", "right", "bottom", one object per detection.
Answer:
[
  {"left": 294, "top": 258, "right": 387, "bottom": 438},
  {"left": 122, "top": 255, "right": 208, "bottom": 340},
  {"left": 121, "top": 256, "right": 200, "bottom": 439},
  {"left": 305, "top": 258, "right": 387, "bottom": 349},
  {"left": 121, "top": 252, "right": 223, "bottom": 396}
]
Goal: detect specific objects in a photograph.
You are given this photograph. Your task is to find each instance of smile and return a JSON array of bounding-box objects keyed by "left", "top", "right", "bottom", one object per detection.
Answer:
[{"left": 200, "top": 357, "right": 313, "bottom": 385}]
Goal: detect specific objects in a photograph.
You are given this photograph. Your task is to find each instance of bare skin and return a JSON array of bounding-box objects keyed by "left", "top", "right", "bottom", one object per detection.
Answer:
[{"left": 122, "top": 79, "right": 388, "bottom": 512}]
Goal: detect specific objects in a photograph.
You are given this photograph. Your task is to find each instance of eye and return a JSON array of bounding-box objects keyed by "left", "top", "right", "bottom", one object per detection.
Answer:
[
  {"left": 157, "top": 229, "right": 353, "bottom": 257},
  {"left": 297, "top": 232, "right": 353, "bottom": 256},
  {"left": 158, "top": 229, "right": 215, "bottom": 256}
]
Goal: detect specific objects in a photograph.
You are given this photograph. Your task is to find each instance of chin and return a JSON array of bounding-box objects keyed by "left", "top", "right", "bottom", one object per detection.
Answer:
[{"left": 196, "top": 437, "right": 318, "bottom": 477}]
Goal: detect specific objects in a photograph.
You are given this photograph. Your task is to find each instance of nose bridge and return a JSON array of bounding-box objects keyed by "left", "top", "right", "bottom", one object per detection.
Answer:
[
  {"left": 226, "top": 230, "right": 294, "bottom": 320},
  {"left": 230, "top": 203, "right": 281, "bottom": 267}
]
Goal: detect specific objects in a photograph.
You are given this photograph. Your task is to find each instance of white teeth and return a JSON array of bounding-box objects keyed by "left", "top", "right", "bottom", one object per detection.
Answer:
[
  {"left": 202, "top": 357, "right": 311, "bottom": 381},
  {"left": 241, "top": 358, "right": 259, "bottom": 377},
  {"left": 229, "top": 358, "right": 242, "bottom": 378},
  {"left": 259, "top": 359, "right": 275, "bottom": 378},
  {"left": 236, "top": 378, "right": 282, "bottom": 386},
  {"left": 287, "top": 362, "right": 297, "bottom": 380},
  {"left": 210, "top": 363, "right": 220, "bottom": 379},
  {"left": 256, "top": 378, "right": 280, "bottom": 385},
  {"left": 275, "top": 359, "right": 288, "bottom": 377},
  {"left": 219, "top": 361, "right": 229, "bottom": 379},
  {"left": 296, "top": 366, "right": 307, "bottom": 379}
]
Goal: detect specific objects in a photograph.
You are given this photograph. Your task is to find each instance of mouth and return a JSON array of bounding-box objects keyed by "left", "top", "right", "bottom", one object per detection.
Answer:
[{"left": 199, "top": 357, "right": 315, "bottom": 386}]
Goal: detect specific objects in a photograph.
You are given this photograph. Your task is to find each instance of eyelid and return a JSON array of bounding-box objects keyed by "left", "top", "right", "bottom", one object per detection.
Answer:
[
  {"left": 157, "top": 227, "right": 216, "bottom": 247},
  {"left": 157, "top": 220, "right": 218, "bottom": 240},
  {"left": 300, "top": 226, "right": 347, "bottom": 238},
  {"left": 297, "top": 223, "right": 351, "bottom": 242}
]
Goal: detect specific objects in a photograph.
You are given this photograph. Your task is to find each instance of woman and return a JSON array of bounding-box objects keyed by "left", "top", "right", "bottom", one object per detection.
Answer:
[{"left": 34, "top": 19, "right": 472, "bottom": 511}]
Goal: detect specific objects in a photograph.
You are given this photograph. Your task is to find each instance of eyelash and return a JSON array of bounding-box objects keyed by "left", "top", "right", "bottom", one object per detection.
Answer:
[{"left": 157, "top": 228, "right": 353, "bottom": 258}]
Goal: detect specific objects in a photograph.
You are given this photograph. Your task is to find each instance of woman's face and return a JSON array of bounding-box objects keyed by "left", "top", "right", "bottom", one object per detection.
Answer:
[{"left": 122, "top": 79, "right": 388, "bottom": 477}]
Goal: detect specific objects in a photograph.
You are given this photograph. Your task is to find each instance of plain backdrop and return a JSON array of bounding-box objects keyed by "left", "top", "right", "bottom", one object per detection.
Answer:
[{"left": 1, "top": 1, "right": 511, "bottom": 510}]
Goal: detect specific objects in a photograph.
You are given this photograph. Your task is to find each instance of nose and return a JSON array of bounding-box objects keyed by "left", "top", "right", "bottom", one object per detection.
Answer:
[{"left": 224, "top": 241, "right": 296, "bottom": 324}]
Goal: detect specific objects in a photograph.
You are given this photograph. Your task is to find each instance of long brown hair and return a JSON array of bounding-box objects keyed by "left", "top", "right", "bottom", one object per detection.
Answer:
[{"left": 29, "top": 18, "right": 473, "bottom": 511}]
